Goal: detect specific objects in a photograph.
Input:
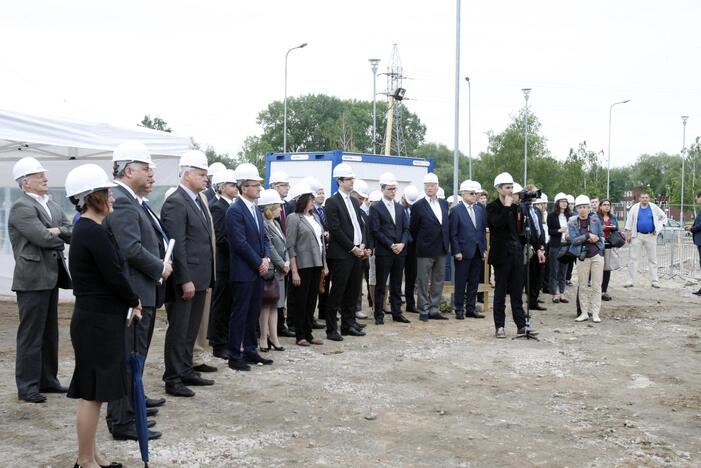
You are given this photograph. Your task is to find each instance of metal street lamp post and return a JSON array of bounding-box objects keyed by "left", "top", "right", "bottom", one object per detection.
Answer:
[
  {"left": 452, "top": 0, "right": 461, "bottom": 201},
  {"left": 681, "top": 115, "right": 689, "bottom": 224},
  {"left": 283, "top": 42, "right": 308, "bottom": 152},
  {"left": 465, "top": 76, "right": 472, "bottom": 180},
  {"left": 522, "top": 88, "right": 531, "bottom": 186},
  {"left": 606, "top": 99, "right": 630, "bottom": 199},
  {"left": 369, "top": 58, "right": 381, "bottom": 154}
]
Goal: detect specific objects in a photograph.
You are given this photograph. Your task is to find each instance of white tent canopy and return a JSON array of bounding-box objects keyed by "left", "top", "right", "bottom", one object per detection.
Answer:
[{"left": 0, "top": 108, "right": 191, "bottom": 187}]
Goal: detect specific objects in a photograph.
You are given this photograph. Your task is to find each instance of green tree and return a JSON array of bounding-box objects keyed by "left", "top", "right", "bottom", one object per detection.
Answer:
[{"left": 139, "top": 114, "right": 172, "bottom": 133}]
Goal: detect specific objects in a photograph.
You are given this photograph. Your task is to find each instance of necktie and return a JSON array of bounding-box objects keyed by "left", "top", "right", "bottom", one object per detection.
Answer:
[
  {"left": 316, "top": 206, "right": 327, "bottom": 229},
  {"left": 250, "top": 204, "right": 260, "bottom": 231},
  {"left": 279, "top": 207, "right": 287, "bottom": 234},
  {"left": 142, "top": 201, "right": 169, "bottom": 244},
  {"left": 529, "top": 207, "right": 541, "bottom": 236},
  {"left": 405, "top": 207, "right": 411, "bottom": 224},
  {"left": 467, "top": 204, "right": 476, "bottom": 227},
  {"left": 386, "top": 200, "right": 395, "bottom": 223},
  {"left": 194, "top": 195, "right": 207, "bottom": 223},
  {"left": 344, "top": 195, "right": 362, "bottom": 245}
]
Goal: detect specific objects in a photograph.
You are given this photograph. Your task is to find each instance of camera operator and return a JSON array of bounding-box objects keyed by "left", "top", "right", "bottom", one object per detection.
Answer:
[
  {"left": 520, "top": 185, "right": 547, "bottom": 311},
  {"left": 486, "top": 173, "right": 538, "bottom": 339}
]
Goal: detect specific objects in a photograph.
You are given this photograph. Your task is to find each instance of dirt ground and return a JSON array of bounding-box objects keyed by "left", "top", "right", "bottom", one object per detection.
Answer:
[{"left": 1, "top": 269, "right": 700, "bottom": 467}]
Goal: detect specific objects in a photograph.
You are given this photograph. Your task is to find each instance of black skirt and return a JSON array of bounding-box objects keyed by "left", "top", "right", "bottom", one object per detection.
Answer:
[{"left": 67, "top": 306, "right": 127, "bottom": 402}]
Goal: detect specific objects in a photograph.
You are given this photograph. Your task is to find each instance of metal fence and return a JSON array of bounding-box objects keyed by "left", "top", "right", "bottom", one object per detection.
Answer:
[{"left": 616, "top": 231, "right": 700, "bottom": 281}]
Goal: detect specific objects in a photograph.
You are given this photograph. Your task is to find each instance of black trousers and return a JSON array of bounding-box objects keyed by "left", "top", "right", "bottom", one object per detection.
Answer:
[
  {"left": 15, "top": 288, "right": 61, "bottom": 397},
  {"left": 290, "top": 267, "right": 322, "bottom": 341},
  {"left": 492, "top": 256, "right": 526, "bottom": 330},
  {"left": 375, "top": 254, "right": 405, "bottom": 319},
  {"left": 208, "top": 276, "right": 232, "bottom": 353},
  {"left": 525, "top": 254, "right": 544, "bottom": 306},
  {"left": 327, "top": 256, "right": 362, "bottom": 334},
  {"left": 107, "top": 306, "right": 156, "bottom": 430},
  {"left": 404, "top": 245, "right": 418, "bottom": 310},
  {"left": 163, "top": 290, "right": 206, "bottom": 385},
  {"left": 602, "top": 270, "right": 611, "bottom": 293}
]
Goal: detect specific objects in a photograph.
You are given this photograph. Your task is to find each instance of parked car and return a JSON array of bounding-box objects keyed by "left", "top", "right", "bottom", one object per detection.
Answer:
[{"left": 658, "top": 219, "right": 691, "bottom": 244}]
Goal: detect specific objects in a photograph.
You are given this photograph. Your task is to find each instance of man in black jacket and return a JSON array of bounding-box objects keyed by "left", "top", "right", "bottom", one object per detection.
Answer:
[
  {"left": 486, "top": 173, "right": 539, "bottom": 339},
  {"left": 324, "top": 163, "right": 369, "bottom": 340}
]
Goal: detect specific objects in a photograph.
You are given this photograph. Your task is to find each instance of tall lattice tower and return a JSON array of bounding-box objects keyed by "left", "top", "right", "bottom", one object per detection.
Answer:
[{"left": 382, "top": 44, "right": 407, "bottom": 156}]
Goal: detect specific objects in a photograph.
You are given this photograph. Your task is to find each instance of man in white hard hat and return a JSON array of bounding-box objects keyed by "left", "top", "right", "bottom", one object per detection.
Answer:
[
  {"left": 401, "top": 185, "right": 421, "bottom": 313},
  {"left": 410, "top": 172, "right": 451, "bottom": 321},
  {"left": 207, "top": 169, "right": 238, "bottom": 360},
  {"left": 204, "top": 162, "right": 227, "bottom": 202},
  {"left": 160, "top": 150, "right": 216, "bottom": 397},
  {"left": 486, "top": 172, "right": 535, "bottom": 338},
  {"left": 450, "top": 180, "right": 487, "bottom": 319},
  {"left": 104, "top": 141, "right": 171, "bottom": 439},
  {"left": 269, "top": 170, "right": 292, "bottom": 232},
  {"left": 226, "top": 163, "right": 273, "bottom": 370},
  {"left": 369, "top": 172, "right": 412, "bottom": 325},
  {"left": 324, "top": 163, "right": 369, "bottom": 339},
  {"left": 9, "top": 156, "right": 72, "bottom": 403}
]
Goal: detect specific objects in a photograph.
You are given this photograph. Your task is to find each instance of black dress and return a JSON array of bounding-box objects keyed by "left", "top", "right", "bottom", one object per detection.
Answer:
[{"left": 67, "top": 217, "right": 139, "bottom": 402}]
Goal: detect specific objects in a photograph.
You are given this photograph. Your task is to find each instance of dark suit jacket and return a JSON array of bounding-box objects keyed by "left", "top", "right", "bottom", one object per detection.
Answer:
[
  {"left": 409, "top": 197, "right": 449, "bottom": 258},
  {"left": 369, "top": 200, "right": 410, "bottom": 257},
  {"left": 325, "top": 192, "right": 368, "bottom": 260},
  {"left": 226, "top": 197, "right": 271, "bottom": 282},
  {"left": 8, "top": 193, "right": 72, "bottom": 291},
  {"left": 209, "top": 196, "right": 232, "bottom": 276},
  {"left": 104, "top": 183, "right": 165, "bottom": 308},
  {"left": 692, "top": 213, "right": 701, "bottom": 246},
  {"left": 203, "top": 187, "right": 216, "bottom": 202},
  {"left": 449, "top": 202, "right": 487, "bottom": 259},
  {"left": 486, "top": 197, "right": 522, "bottom": 266},
  {"left": 161, "top": 186, "right": 214, "bottom": 292},
  {"left": 522, "top": 204, "right": 545, "bottom": 250}
]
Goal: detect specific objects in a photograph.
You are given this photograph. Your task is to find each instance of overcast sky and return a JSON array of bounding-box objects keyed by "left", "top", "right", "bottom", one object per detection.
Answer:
[{"left": 2, "top": 0, "right": 700, "bottom": 168}]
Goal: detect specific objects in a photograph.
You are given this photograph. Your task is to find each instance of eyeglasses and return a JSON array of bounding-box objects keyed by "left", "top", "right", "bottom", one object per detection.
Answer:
[{"left": 385, "top": 187, "right": 397, "bottom": 191}]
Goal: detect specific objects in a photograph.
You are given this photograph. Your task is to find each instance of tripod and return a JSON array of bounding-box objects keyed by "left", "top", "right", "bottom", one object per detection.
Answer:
[{"left": 514, "top": 201, "right": 540, "bottom": 341}]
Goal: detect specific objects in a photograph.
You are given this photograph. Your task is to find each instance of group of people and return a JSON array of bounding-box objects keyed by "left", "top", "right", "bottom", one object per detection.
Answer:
[{"left": 7, "top": 141, "right": 684, "bottom": 467}]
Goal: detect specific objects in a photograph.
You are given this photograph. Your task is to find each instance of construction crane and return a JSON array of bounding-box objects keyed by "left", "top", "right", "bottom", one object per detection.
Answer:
[{"left": 382, "top": 44, "right": 408, "bottom": 156}]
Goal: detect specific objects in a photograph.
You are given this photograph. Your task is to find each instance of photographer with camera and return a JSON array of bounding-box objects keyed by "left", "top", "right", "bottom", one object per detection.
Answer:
[{"left": 520, "top": 185, "right": 547, "bottom": 311}]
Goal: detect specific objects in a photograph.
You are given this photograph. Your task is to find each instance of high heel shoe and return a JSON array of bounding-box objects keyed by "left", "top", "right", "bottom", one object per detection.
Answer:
[
  {"left": 268, "top": 338, "right": 285, "bottom": 351},
  {"left": 259, "top": 344, "right": 270, "bottom": 352},
  {"left": 74, "top": 462, "right": 123, "bottom": 468}
]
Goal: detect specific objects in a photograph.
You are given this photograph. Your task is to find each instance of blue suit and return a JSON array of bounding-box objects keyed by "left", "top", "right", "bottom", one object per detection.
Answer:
[
  {"left": 226, "top": 198, "right": 271, "bottom": 362},
  {"left": 449, "top": 202, "right": 487, "bottom": 314},
  {"left": 409, "top": 197, "right": 449, "bottom": 257},
  {"left": 691, "top": 213, "right": 701, "bottom": 269}
]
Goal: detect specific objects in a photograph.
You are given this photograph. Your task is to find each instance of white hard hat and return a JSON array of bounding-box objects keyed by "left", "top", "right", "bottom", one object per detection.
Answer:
[
  {"left": 301, "top": 176, "right": 323, "bottom": 195},
  {"left": 368, "top": 189, "right": 382, "bottom": 202},
  {"left": 423, "top": 172, "right": 439, "bottom": 184},
  {"left": 65, "top": 163, "right": 117, "bottom": 198},
  {"left": 437, "top": 187, "right": 446, "bottom": 199},
  {"left": 112, "top": 141, "right": 157, "bottom": 168},
  {"left": 258, "top": 188, "right": 283, "bottom": 206},
  {"left": 207, "top": 162, "right": 227, "bottom": 176},
  {"left": 459, "top": 180, "right": 481, "bottom": 193},
  {"left": 179, "top": 150, "right": 209, "bottom": 170},
  {"left": 473, "top": 181, "right": 484, "bottom": 193},
  {"left": 212, "top": 169, "right": 237, "bottom": 186},
  {"left": 574, "top": 194, "right": 591, "bottom": 207},
  {"left": 287, "top": 183, "right": 314, "bottom": 201},
  {"left": 539, "top": 193, "right": 549, "bottom": 203},
  {"left": 447, "top": 195, "right": 455, "bottom": 204},
  {"left": 512, "top": 182, "right": 524, "bottom": 194},
  {"left": 566, "top": 194, "right": 575, "bottom": 204},
  {"left": 332, "top": 163, "right": 355, "bottom": 178},
  {"left": 233, "top": 162, "right": 262, "bottom": 181},
  {"left": 354, "top": 179, "right": 369, "bottom": 198},
  {"left": 379, "top": 172, "right": 398, "bottom": 186},
  {"left": 403, "top": 185, "right": 420, "bottom": 205},
  {"left": 493, "top": 172, "right": 515, "bottom": 188},
  {"left": 164, "top": 187, "right": 177, "bottom": 199},
  {"left": 13, "top": 156, "right": 47, "bottom": 180},
  {"left": 554, "top": 192, "right": 567, "bottom": 203},
  {"left": 269, "top": 170, "right": 290, "bottom": 185}
]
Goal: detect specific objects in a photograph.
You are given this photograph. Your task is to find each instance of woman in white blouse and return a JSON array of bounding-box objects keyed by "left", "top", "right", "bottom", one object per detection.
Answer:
[{"left": 546, "top": 193, "right": 572, "bottom": 303}]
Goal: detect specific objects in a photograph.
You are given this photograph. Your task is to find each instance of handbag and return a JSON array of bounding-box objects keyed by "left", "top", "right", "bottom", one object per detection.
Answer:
[
  {"left": 262, "top": 277, "right": 280, "bottom": 302},
  {"left": 557, "top": 242, "right": 577, "bottom": 264},
  {"left": 604, "top": 248, "right": 621, "bottom": 271},
  {"left": 608, "top": 230, "right": 625, "bottom": 248}
]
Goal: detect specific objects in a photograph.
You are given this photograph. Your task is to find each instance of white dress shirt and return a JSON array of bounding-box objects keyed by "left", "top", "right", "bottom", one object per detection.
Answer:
[
  {"left": 341, "top": 192, "right": 363, "bottom": 245},
  {"left": 241, "top": 196, "right": 260, "bottom": 231},
  {"left": 26, "top": 192, "right": 52, "bottom": 220},
  {"left": 384, "top": 198, "right": 396, "bottom": 223},
  {"left": 428, "top": 196, "right": 443, "bottom": 224},
  {"left": 464, "top": 202, "right": 476, "bottom": 227}
]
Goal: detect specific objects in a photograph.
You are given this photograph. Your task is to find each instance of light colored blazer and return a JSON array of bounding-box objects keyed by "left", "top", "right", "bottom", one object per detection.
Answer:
[
  {"left": 9, "top": 193, "right": 72, "bottom": 291},
  {"left": 264, "top": 219, "right": 288, "bottom": 276},
  {"left": 286, "top": 212, "right": 326, "bottom": 270},
  {"left": 624, "top": 202, "right": 667, "bottom": 238}
]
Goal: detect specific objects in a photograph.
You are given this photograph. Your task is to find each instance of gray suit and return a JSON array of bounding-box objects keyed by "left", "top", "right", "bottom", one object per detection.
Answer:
[
  {"left": 265, "top": 219, "right": 289, "bottom": 309},
  {"left": 160, "top": 186, "right": 214, "bottom": 386},
  {"left": 104, "top": 183, "right": 167, "bottom": 430},
  {"left": 286, "top": 213, "right": 326, "bottom": 269},
  {"left": 9, "top": 192, "right": 72, "bottom": 398}
]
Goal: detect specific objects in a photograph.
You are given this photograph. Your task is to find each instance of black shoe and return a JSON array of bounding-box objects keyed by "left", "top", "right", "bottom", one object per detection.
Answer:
[
  {"left": 228, "top": 359, "right": 251, "bottom": 371},
  {"left": 392, "top": 314, "right": 411, "bottom": 323},
  {"left": 279, "top": 327, "right": 296, "bottom": 337},
  {"left": 326, "top": 332, "right": 344, "bottom": 341},
  {"left": 354, "top": 322, "right": 367, "bottom": 329},
  {"left": 182, "top": 374, "right": 215, "bottom": 386},
  {"left": 212, "top": 349, "right": 230, "bottom": 360},
  {"left": 312, "top": 320, "right": 326, "bottom": 329},
  {"left": 455, "top": 312, "right": 465, "bottom": 320},
  {"left": 419, "top": 314, "right": 429, "bottom": 322},
  {"left": 147, "top": 419, "right": 156, "bottom": 428},
  {"left": 146, "top": 397, "right": 166, "bottom": 408},
  {"left": 428, "top": 313, "right": 449, "bottom": 320},
  {"left": 244, "top": 353, "right": 273, "bottom": 365},
  {"left": 287, "top": 326, "right": 296, "bottom": 334},
  {"left": 192, "top": 363, "right": 217, "bottom": 373},
  {"left": 601, "top": 293, "right": 612, "bottom": 301},
  {"left": 99, "top": 463, "right": 123, "bottom": 468},
  {"left": 146, "top": 407, "right": 159, "bottom": 416},
  {"left": 537, "top": 299, "right": 545, "bottom": 304},
  {"left": 40, "top": 385, "right": 68, "bottom": 394},
  {"left": 693, "top": 288, "right": 701, "bottom": 296},
  {"left": 165, "top": 384, "right": 195, "bottom": 397},
  {"left": 465, "top": 311, "right": 486, "bottom": 319},
  {"left": 529, "top": 304, "right": 548, "bottom": 311},
  {"left": 112, "top": 427, "right": 162, "bottom": 441},
  {"left": 341, "top": 327, "right": 366, "bottom": 336},
  {"left": 267, "top": 338, "right": 285, "bottom": 351},
  {"left": 375, "top": 318, "right": 384, "bottom": 325},
  {"left": 19, "top": 392, "right": 46, "bottom": 403}
]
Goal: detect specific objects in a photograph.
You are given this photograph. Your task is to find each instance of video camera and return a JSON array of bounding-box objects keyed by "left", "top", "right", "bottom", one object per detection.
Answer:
[{"left": 519, "top": 189, "right": 541, "bottom": 202}]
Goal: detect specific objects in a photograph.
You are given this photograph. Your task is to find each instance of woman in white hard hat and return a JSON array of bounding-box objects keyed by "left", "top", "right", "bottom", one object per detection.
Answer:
[
  {"left": 65, "top": 164, "right": 141, "bottom": 468},
  {"left": 258, "top": 189, "right": 288, "bottom": 352},
  {"left": 547, "top": 193, "right": 572, "bottom": 304},
  {"left": 567, "top": 195, "right": 605, "bottom": 322}
]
